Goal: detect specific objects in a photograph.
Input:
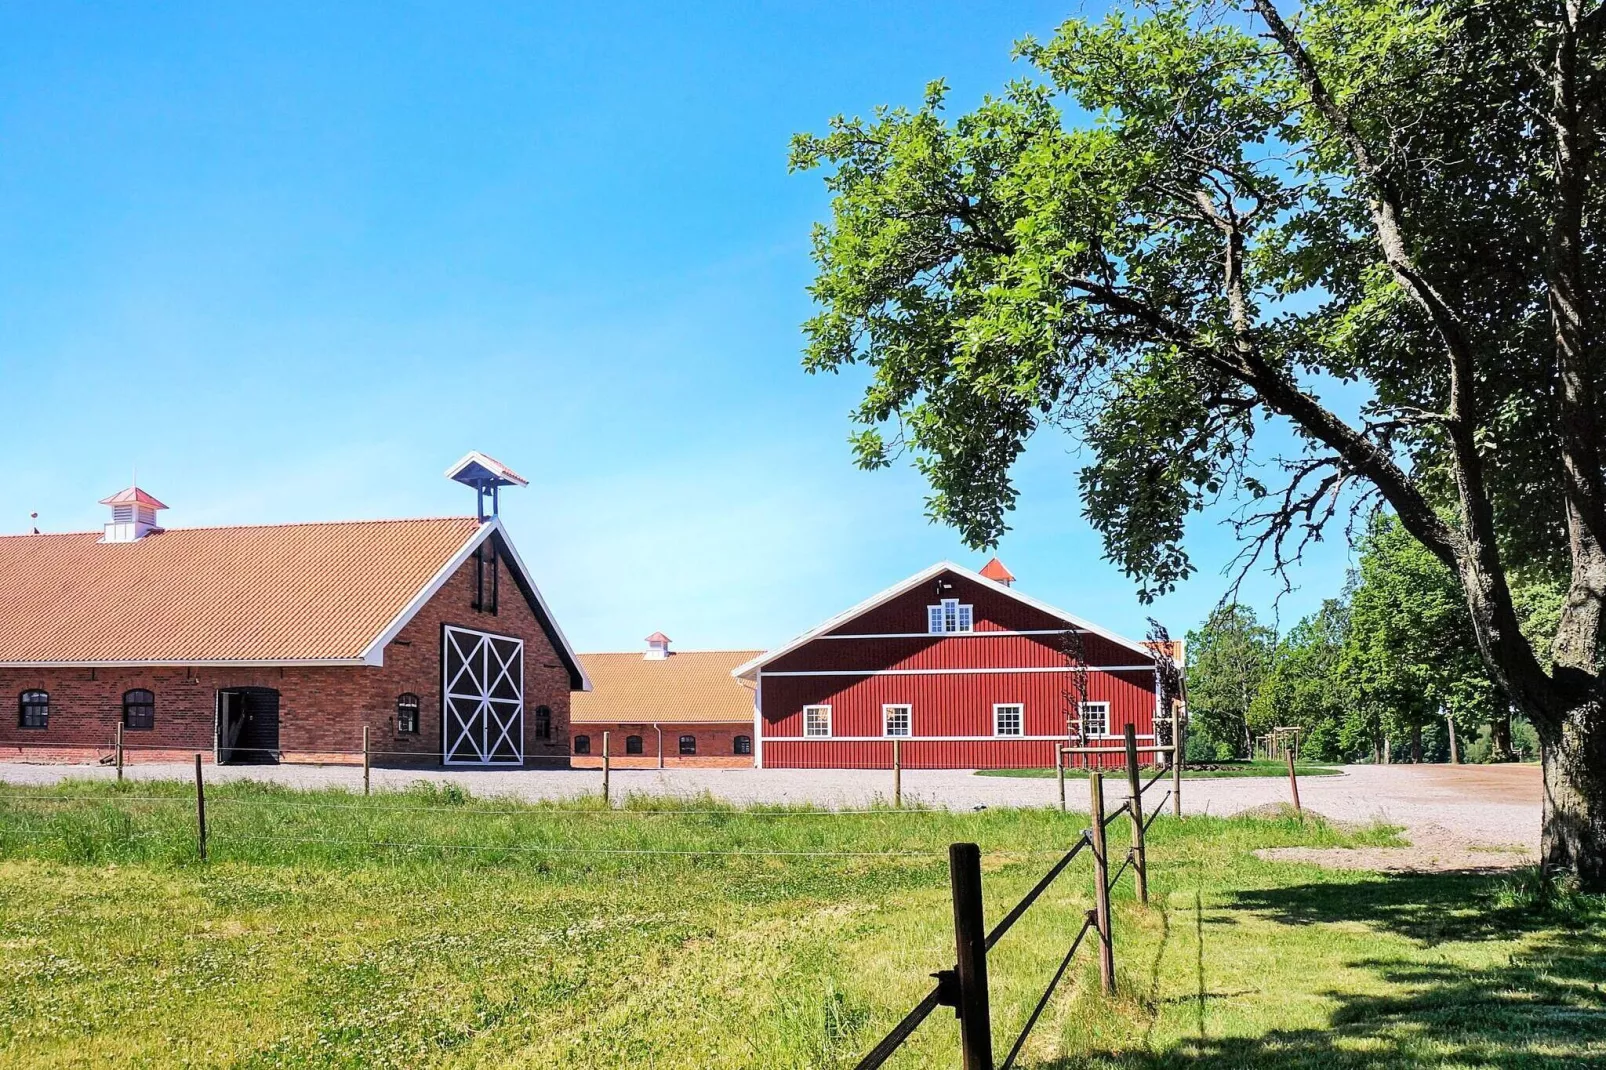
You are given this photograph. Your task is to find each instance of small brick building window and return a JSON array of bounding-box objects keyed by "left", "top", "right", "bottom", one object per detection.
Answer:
[
  {"left": 678, "top": 734, "right": 697, "bottom": 756},
  {"left": 574, "top": 734, "right": 591, "bottom": 755},
  {"left": 734, "top": 735, "right": 752, "bottom": 756},
  {"left": 122, "top": 689, "right": 155, "bottom": 731},
  {"left": 396, "top": 693, "right": 420, "bottom": 735},
  {"left": 533, "top": 705, "right": 552, "bottom": 740},
  {"left": 18, "top": 690, "right": 48, "bottom": 730},
  {"left": 625, "top": 735, "right": 643, "bottom": 755}
]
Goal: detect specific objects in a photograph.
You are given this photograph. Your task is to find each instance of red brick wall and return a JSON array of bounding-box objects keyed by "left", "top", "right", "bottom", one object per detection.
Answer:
[
  {"left": 568, "top": 722, "right": 754, "bottom": 769},
  {"left": 0, "top": 547, "right": 575, "bottom": 767}
]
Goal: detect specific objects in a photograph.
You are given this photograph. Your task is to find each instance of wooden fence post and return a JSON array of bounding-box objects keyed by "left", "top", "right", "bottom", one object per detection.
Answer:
[
  {"left": 362, "top": 726, "right": 371, "bottom": 796},
  {"left": 1171, "top": 700, "right": 1184, "bottom": 818},
  {"left": 1056, "top": 746, "right": 1067, "bottom": 813},
  {"left": 1285, "top": 749, "right": 1302, "bottom": 816},
  {"left": 1088, "top": 773, "right": 1116, "bottom": 996},
  {"left": 948, "top": 843, "right": 993, "bottom": 1070},
  {"left": 194, "top": 753, "right": 208, "bottom": 862},
  {"left": 892, "top": 738, "right": 902, "bottom": 808},
  {"left": 1124, "top": 725, "right": 1148, "bottom": 904},
  {"left": 602, "top": 731, "right": 611, "bottom": 806},
  {"left": 115, "top": 723, "right": 124, "bottom": 783}
]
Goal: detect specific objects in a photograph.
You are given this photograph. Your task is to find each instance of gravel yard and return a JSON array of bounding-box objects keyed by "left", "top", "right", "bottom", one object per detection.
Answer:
[{"left": 0, "top": 759, "right": 1541, "bottom": 862}]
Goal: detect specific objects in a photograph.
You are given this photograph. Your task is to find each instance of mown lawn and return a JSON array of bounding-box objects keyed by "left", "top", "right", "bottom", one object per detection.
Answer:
[
  {"left": 975, "top": 759, "right": 1343, "bottom": 779},
  {"left": 0, "top": 779, "right": 1600, "bottom": 1069}
]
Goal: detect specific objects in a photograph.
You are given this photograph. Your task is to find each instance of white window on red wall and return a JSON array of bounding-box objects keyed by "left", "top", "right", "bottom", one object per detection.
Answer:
[
  {"left": 926, "top": 598, "right": 974, "bottom": 634},
  {"left": 1080, "top": 701, "right": 1111, "bottom": 737},
  {"left": 803, "top": 705, "right": 832, "bottom": 737},
  {"left": 993, "top": 703, "right": 1024, "bottom": 736},
  {"left": 883, "top": 704, "right": 912, "bottom": 737}
]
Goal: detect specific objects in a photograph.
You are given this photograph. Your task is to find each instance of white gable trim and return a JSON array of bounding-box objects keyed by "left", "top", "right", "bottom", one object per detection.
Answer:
[
  {"left": 731, "top": 561, "right": 1154, "bottom": 680},
  {"left": 360, "top": 518, "right": 592, "bottom": 691}
]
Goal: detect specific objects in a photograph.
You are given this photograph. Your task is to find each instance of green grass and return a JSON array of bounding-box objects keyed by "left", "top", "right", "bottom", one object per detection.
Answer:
[
  {"left": 0, "top": 778, "right": 1600, "bottom": 1068},
  {"left": 976, "top": 759, "right": 1344, "bottom": 779}
]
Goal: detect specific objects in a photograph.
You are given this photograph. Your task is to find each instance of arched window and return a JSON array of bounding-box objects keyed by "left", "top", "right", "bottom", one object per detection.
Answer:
[
  {"left": 678, "top": 734, "right": 697, "bottom": 756},
  {"left": 396, "top": 693, "right": 420, "bottom": 734},
  {"left": 734, "top": 734, "right": 752, "bottom": 756},
  {"left": 625, "top": 735, "right": 644, "bottom": 755},
  {"left": 18, "top": 690, "right": 48, "bottom": 730},
  {"left": 534, "top": 706, "right": 552, "bottom": 740},
  {"left": 574, "top": 734, "right": 591, "bottom": 755},
  {"left": 122, "top": 689, "right": 155, "bottom": 730}
]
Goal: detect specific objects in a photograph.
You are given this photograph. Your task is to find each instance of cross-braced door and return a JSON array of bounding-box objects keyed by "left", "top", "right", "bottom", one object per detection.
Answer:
[{"left": 442, "top": 625, "right": 524, "bottom": 765}]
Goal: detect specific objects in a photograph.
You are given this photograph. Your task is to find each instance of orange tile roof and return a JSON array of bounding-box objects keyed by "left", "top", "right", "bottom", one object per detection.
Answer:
[
  {"left": 0, "top": 517, "right": 484, "bottom": 664},
  {"left": 573, "top": 650, "right": 763, "bottom": 724}
]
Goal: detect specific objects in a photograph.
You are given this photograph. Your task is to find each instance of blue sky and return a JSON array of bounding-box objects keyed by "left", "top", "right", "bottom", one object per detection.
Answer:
[{"left": 0, "top": 1, "right": 1360, "bottom": 653}]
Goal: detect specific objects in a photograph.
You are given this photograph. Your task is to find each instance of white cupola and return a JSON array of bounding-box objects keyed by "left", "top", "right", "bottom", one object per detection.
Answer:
[
  {"left": 644, "top": 632, "right": 672, "bottom": 660},
  {"left": 99, "top": 486, "right": 168, "bottom": 543}
]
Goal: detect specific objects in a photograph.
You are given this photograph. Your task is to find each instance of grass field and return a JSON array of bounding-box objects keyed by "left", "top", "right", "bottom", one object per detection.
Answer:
[
  {"left": 975, "top": 759, "right": 1344, "bottom": 779},
  {"left": 0, "top": 779, "right": 1600, "bottom": 1069}
]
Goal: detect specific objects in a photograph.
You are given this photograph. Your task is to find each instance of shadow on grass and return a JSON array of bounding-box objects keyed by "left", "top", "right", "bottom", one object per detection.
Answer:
[{"left": 1045, "top": 872, "right": 1606, "bottom": 1069}]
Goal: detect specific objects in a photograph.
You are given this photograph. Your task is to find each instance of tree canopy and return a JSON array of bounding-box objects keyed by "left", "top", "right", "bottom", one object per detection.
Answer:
[{"left": 794, "top": 0, "right": 1606, "bottom": 883}]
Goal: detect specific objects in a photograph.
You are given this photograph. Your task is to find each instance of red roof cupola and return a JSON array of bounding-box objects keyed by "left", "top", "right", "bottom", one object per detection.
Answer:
[
  {"left": 645, "top": 632, "right": 672, "bottom": 660},
  {"left": 98, "top": 486, "right": 168, "bottom": 543},
  {"left": 979, "top": 557, "right": 1016, "bottom": 586}
]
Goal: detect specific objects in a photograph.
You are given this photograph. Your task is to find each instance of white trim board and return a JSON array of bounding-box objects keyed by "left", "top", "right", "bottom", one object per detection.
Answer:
[
  {"left": 757, "top": 664, "right": 1158, "bottom": 678},
  {"left": 732, "top": 561, "right": 1156, "bottom": 680},
  {"left": 361, "top": 517, "right": 592, "bottom": 691},
  {"left": 762, "top": 734, "right": 1156, "bottom": 743}
]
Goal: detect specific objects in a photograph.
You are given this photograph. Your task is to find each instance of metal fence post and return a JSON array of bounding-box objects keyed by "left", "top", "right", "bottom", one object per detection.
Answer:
[
  {"left": 892, "top": 738, "right": 902, "bottom": 808},
  {"left": 1124, "top": 725, "right": 1148, "bottom": 904},
  {"left": 115, "top": 723, "right": 124, "bottom": 783},
  {"left": 1088, "top": 773, "right": 1116, "bottom": 995},
  {"left": 362, "top": 726, "right": 371, "bottom": 796},
  {"left": 602, "top": 731, "right": 611, "bottom": 806},
  {"left": 194, "top": 753, "right": 208, "bottom": 862},
  {"left": 1285, "top": 749, "right": 1302, "bottom": 816},
  {"left": 948, "top": 843, "right": 993, "bottom": 1070}
]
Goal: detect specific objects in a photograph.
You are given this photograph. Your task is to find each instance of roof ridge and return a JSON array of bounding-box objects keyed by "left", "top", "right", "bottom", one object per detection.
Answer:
[
  {"left": 0, "top": 515, "right": 481, "bottom": 539},
  {"left": 580, "top": 648, "right": 766, "bottom": 656}
]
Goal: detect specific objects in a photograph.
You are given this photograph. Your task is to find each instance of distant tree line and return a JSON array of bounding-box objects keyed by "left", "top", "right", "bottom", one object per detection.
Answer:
[{"left": 1186, "top": 514, "right": 1564, "bottom": 764}]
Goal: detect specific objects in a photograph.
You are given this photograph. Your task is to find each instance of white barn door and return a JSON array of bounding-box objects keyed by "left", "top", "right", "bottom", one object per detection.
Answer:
[{"left": 442, "top": 625, "right": 525, "bottom": 765}]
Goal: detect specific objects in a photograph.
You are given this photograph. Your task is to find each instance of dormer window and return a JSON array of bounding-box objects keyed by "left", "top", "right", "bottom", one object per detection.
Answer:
[{"left": 927, "top": 598, "right": 974, "bottom": 634}]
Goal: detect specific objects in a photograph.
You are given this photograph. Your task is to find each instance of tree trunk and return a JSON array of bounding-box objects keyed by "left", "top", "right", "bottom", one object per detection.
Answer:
[
  {"left": 1539, "top": 699, "right": 1606, "bottom": 892},
  {"left": 1411, "top": 722, "right": 1423, "bottom": 763},
  {"left": 1491, "top": 710, "right": 1516, "bottom": 763}
]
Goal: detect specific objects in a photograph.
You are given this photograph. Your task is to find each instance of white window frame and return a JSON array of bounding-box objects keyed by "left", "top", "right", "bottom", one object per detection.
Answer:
[
  {"left": 1080, "top": 701, "right": 1111, "bottom": 738},
  {"left": 927, "top": 597, "right": 975, "bottom": 634},
  {"left": 993, "top": 703, "right": 1025, "bottom": 737},
  {"left": 803, "top": 704, "right": 832, "bottom": 738},
  {"left": 882, "top": 704, "right": 912, "bottom": 737}
]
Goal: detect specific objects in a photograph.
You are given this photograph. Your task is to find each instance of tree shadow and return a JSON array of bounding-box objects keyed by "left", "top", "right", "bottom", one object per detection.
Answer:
[{"left": 1040, "top": 871, "right": 1606, "bottom": 1068}]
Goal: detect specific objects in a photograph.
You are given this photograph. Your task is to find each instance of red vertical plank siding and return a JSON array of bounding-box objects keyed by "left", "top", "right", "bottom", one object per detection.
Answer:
[{"left": 757, "top": 571, "right": 1161, "bottom": 770}]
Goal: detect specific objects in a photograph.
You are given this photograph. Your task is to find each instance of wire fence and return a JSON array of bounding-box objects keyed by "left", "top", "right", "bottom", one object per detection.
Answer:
[{"left": 852, "top": 725, "right": 1176, "bottom": 1070}]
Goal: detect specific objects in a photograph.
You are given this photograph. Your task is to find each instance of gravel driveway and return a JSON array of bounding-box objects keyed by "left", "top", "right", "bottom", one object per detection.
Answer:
[{"left": 0, "top": 760, "right": 1541, "bottom": 856}]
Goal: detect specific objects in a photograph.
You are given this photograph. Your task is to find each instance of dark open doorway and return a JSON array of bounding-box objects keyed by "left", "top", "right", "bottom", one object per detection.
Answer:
[{"left": 215, "top": 687, "right": 281, "bottom": 764}]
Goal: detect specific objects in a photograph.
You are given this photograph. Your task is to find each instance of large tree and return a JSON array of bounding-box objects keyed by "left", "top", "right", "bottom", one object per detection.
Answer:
[
  {"left": 1184, "top": 605, "right": 1275, "bottom": 759},
  {"left": 793, "top": 0, "right": 1606, "bottom": 884}
]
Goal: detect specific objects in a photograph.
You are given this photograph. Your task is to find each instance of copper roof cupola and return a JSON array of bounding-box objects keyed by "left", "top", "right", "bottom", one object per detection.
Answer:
[{"left": 98, "top": 486, "right": 167, "bottom": 543}]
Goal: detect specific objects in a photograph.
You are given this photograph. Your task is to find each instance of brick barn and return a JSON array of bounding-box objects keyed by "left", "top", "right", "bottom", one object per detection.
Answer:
[
  {"left": 0, "top": 453, "right": 588, "bottom": 767},
  {"left": 571, "top": 634, "right": 762, "bottom": 768},
  {"left": 735, "top": 560, "right": 1177, "bottom": 770}
]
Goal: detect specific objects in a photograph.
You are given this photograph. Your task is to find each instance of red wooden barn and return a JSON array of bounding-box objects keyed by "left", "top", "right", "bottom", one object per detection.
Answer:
[{"left": 734, "top": 560, "right": 1176, "bottom": 770}]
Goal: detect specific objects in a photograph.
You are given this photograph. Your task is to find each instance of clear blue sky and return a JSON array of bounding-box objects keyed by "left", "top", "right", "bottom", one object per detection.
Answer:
[{"left": 0, "top": 1, "right": 1359, "bottom": 653}]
